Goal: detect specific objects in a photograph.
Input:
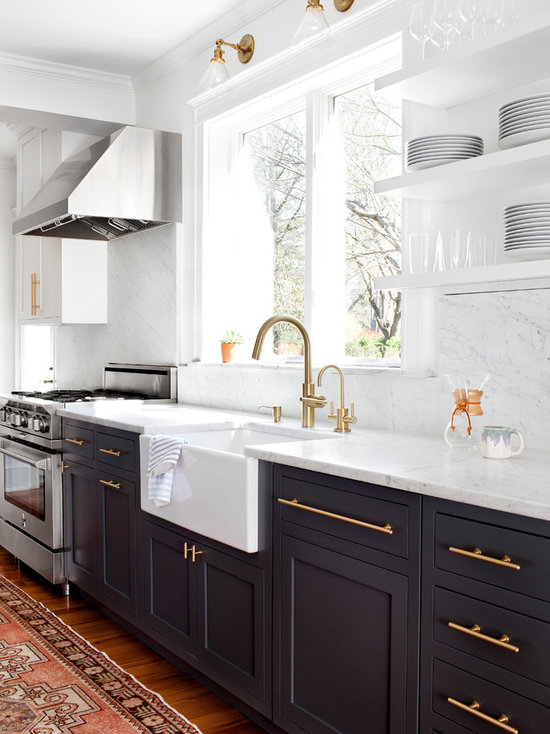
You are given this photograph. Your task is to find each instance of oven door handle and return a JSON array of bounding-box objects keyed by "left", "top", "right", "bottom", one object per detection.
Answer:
[{"left": 0, "top": 447, "right": 51, "bottom": 470}]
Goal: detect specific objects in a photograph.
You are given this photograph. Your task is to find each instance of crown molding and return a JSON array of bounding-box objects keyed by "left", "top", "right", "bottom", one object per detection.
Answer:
[
  {"left": 133, "top": 0, "right": 287, "bottom": 91},
  {"left": 0, "top": 51, "right": 133, "bottom": 94}
]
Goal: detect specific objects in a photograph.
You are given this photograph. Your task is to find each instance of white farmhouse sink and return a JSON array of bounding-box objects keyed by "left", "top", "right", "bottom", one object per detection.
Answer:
[{"left": 140, "top": 425, "right": 326, "bottom": 553}]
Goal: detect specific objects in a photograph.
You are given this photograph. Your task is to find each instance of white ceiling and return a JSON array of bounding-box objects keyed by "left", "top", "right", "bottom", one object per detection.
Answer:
[{"left": 0, "top": 0, "right": 247, "bottom": 76}]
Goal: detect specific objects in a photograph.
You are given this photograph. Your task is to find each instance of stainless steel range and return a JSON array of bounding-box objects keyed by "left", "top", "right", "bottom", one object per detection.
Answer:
[{"left": 0, "top": 364, "right": 176, "bottom": 588}]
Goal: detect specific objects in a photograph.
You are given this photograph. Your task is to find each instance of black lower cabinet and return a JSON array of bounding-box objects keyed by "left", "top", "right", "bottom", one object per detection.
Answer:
[
  {"left": 63, "top": 463, "right": 138, "bottom": 620},
  {"left": 140, "top": 517, "right": 270, "bottom": 716},
  {"left": 273, "top": 464, "right": 420, "bottom": 734},
  {"left": 141, "top": 521, "right": 198, "bottom": 656},
  {"left": 276, "top": 535, "right": 410, "bottom": 734},
  {"left": 97, "top": 476, "right": 137, "bottom": 616},
  {"left": 64, "top": 462, "right": 97, "bottom": 594}
]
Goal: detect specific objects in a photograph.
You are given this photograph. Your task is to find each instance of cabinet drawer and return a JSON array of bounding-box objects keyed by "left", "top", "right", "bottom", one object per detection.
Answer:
[
  {"left": 64, "top": 422, "right": 94, "bottom": 460},
  {"left": 432, "top": 658, "right": 550, "bottom": 734},
  {"left": 96, "top": 431, "right": 136, "bottom": 473},
  {"left": 434, "top": 587, "right": 550, "bottom": 687},
  {"left": 277, "top": 473, "right": 409, "bottom": 558},
  {"left": 434, "top": 513, "right": 550, "bottom": 604}
]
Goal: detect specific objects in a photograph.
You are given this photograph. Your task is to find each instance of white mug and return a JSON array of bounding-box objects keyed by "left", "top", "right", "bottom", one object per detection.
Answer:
[{"left": 481, "top": 426, "right": 525, "bottom": 459}]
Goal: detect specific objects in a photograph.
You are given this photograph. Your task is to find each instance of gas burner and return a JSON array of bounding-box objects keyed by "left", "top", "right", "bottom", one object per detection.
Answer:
[{"left": 10, "top": 389, "right": 150, "bottom": 403}]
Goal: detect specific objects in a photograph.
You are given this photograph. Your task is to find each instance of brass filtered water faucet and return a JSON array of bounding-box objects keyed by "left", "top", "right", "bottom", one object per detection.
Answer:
[
  {"left": 251, "top": 315, "right": 327, "bottom": 428},
  {"left": 317, "top": 364, "right": 357, "bottom": 432}
]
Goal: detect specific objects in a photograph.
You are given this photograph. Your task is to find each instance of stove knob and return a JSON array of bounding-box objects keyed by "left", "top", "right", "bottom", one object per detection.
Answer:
[
  {"left": 0, "top": 408, "right": 6, "bottom": 421},
  {"left": 11, "top": 413, "right": 21, "bottom": 427},
  {"left": 19, "top": 413, "right": 28, "bottom": 428},
  {"left": 32, "top": 416, "right": 44, "bottom": 432}
]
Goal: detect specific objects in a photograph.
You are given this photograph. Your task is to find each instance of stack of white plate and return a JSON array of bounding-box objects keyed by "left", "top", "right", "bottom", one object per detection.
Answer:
[
  {"left": 406, "top": 135, "right": 483, "bottom": 172},
  {"left": 499, "top": 94, "right": 550, "bottom": 149},
  {"left": 504, "top": 202, "right": 550, "bottom": 258}
]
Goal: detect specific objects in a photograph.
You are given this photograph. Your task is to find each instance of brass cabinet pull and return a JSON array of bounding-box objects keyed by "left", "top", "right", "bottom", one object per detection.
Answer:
[
  {"left": 278, "top": 497, "right": 393, "bottom": 534},
  {"left": 183, "top": 542, "right": 203, "bottom": 563},
  {"left": 65, "top": 438, "right": 85, "bottom": 446},
  {"left": 31, "top": 273, "right": 35, "bottom": 315},
  {"left": 34, "top": 273, "right": 40, "bottom": 313},
  {"left": 99, "top": 448, "right": 122, "bottom": 457},
  {"left": 448, "top": 622, "right": 520, "bottom": 653},
  {"left": 448, "top": 546, "right": 520, "bottom": 570},
  {"left": 99, "top": 479, "right": 122, "bottom": 489},
  {"left": 447, "top": 698, "right": 518, "bottom": 733},
  {"left": 61, "top": 463, "right": 70, "bottom": 472}
]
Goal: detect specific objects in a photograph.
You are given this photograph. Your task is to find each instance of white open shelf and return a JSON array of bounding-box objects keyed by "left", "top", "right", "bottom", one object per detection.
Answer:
[
  {"left": 374, "top": 138, "right": 550, "bottom": 202},
  {"left": 375, "top": 11, "right": 550, "bottom": 107},
  {"left": 375, "top": 259, "right": 550, "bottom": 291}
]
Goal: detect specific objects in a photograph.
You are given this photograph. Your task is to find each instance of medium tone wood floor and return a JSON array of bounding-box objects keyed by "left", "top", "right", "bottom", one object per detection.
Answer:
[{"left": 0, "top": 549, "right": 264, "bottom": 734}]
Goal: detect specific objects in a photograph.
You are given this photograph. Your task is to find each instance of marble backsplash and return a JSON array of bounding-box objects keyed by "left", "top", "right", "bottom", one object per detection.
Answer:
[
  {"left": 179, "top": 288, "right": 550, "bottom": 452},
  {"left": 55, "top": 224, "right": 181, "bottom": 388}
]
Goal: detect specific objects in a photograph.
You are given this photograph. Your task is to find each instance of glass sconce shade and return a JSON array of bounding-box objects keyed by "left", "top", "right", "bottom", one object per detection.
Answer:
[
  {"left": 292, "top": 5, "right": 330, "bottom": 44},
  {"left": 197, "top": 57, "right": 230, "bottom": 93}
]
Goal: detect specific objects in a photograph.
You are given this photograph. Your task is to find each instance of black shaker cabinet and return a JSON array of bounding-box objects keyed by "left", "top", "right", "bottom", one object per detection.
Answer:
[
  {"left": 63, "top": 419, "right": 139, "bottom": 621},
  {"left": 137, "top": 458, "right": 274, "bottom": 717},
  {"left": 272, "top": 464, "right": 421, "bottom": 734},
  {"left": 420, "top": 496, "right": 550, "bottom": 734}
]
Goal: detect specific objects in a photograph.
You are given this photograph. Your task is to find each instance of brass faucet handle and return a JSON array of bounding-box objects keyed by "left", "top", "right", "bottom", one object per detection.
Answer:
[
  {"left": 328, "top": 400, "right": 337, "bottom": 420},
  {"left": 257, "top": 405, "right": 282, "bottom": 423},
  {"left": 300, "top": 394, "right": 327, "bottom": 409},
  {"left": 343, "top": 402, "right": 358, "bottom": 426}
]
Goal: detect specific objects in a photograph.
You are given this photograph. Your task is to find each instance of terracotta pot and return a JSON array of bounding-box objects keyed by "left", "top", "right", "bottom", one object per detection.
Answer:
[
  {"left": 278, "top": 342, "right": 303, "bottom": 356},
  {"left": 221, "top": 342, "right": 241, "bottom": 363}
]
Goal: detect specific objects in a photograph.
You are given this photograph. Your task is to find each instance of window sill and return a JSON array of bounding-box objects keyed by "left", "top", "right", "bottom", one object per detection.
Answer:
[{"left": 181, "top": 361, "right": 435, "bottom": 379}]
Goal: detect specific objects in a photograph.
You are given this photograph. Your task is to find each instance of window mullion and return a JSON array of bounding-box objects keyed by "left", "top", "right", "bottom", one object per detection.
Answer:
[{"left": 306, "top": 89, "right": 346, "bottom": 365}]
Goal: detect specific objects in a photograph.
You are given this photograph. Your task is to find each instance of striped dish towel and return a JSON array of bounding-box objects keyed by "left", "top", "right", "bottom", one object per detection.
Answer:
[{"left": 147, "top": 436, "right": 189, "bottom": 507}]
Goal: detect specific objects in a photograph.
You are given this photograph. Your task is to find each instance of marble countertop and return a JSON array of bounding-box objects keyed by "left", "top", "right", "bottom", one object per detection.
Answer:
[{"left": 59, "top": 402, "right": 550, "bottom": 523}]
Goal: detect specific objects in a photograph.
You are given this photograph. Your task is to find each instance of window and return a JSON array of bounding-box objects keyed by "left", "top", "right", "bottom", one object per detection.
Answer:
[
  {"left": 200, "top": 42, "right": 401, "bottom": 366},
  {"left": 20, "top": 325, "right": 55, "bottom": 391}
]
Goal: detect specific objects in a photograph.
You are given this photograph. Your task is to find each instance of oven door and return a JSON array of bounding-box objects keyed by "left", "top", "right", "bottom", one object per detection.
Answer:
[{"left": 0, "top": 437, "right": 62, "bottom": 550}]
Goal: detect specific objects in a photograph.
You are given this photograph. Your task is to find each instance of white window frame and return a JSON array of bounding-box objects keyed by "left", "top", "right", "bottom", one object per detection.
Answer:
[{"left": 190, "top": 24, "right": 434, "bottom": 374}]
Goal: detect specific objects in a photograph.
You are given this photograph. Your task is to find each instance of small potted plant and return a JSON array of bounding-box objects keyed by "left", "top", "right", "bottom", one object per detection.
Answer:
[{"left": 220, "top": 330, "right": 243, "bottom": 363}]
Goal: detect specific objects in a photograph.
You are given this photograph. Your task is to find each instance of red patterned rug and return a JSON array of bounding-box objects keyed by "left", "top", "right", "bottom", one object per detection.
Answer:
[{"left": 0, "top": 575, "right": 202, "bottom": 733}]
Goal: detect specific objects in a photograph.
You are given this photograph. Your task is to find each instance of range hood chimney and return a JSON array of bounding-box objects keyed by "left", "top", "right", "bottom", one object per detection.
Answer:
[{"left": 13, "top": 126, "right": 182, "bottom": 241}]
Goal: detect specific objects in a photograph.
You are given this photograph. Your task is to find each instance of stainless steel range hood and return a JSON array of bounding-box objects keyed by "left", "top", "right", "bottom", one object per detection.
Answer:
[{"left": 13, "top": 126, "right": 182, "bottom": 241}]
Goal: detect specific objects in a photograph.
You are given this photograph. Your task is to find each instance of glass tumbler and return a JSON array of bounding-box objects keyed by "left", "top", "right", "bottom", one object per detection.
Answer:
[{"left": 437, "top": 229, "right": 471, "bottom": 270}]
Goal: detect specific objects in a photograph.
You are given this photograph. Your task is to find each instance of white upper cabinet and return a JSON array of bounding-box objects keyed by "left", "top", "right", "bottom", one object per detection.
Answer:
[{"left": 16, "top": 128, "right": 107, "bottom": 324}]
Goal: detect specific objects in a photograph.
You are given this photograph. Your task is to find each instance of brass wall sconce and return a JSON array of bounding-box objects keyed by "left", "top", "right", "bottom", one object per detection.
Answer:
[
  {"left": 197, "top": 34, "right": 255, "bottom": 93},
  {"left": 293, "top": 0, "right": 355, "bottom": 45}
]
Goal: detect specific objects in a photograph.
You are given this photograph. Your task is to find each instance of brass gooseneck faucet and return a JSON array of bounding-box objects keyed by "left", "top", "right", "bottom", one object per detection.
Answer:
[{"left": 251, "top": 315, "right": 326, "bottom": 428}]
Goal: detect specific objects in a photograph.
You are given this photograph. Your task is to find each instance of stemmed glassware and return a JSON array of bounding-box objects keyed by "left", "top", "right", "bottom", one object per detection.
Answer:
[
  {"left": 430, "top": 0, "right": 458, "bottom": 51},
  {"left": 409, "top": 0, "right": 521, "bottom": 57},
  {"left": 409, "top": 1, "right": 433, "bottom": 60}
]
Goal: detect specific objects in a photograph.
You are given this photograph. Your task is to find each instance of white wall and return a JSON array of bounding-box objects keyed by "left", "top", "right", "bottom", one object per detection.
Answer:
[{"left": 0, "top": 159, "right": 16, "bottom": 392}]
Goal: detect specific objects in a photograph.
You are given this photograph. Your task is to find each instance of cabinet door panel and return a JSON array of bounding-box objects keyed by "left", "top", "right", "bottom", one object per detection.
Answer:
[
  {"left": 277, "top": 535, "right": 409, "bottom": 734},
  {"left": 141, "top": 522, "right": 197, "bottom": 657},
  {"left": 198, "top": 546, "right": 268, "bottom": 707},
  {"left": 98, "top": 477, "right": 136, "bottom": 616},
  {"left": 63, "top": 463, "right": 97, "bottom": 593}
]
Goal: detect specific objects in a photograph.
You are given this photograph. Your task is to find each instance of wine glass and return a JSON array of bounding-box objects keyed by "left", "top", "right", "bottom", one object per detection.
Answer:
[
  {"left": 430, "top": 0, "right": 459, "bottom": 51},
  {"left": 409, "top": 0, "right": 432, "bottom": 60}
]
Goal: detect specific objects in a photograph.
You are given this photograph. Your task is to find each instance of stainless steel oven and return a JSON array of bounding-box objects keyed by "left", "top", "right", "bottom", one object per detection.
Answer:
[
  {"left": 0, "top": 362, "right": 177, "bottom": 588},
  {"left": 0, "top": 424, "right": 65, "bottom": 586},
  {"left": 0, "top": 436, "right": 63, "bottom": 550}
]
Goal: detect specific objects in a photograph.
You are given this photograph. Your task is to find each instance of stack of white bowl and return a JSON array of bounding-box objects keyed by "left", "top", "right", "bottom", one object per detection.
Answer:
[
  {"left": 504, "top": 202, "right": 550, "bottom": 258},
  {"left": 406, "top": 134, "right": 483, "bottom": 171},
  {"left": 499, "top": 94, "right": 550, "bottom": 149}
]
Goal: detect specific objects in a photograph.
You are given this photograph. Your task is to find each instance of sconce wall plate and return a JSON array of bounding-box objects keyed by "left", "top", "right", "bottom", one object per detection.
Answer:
[{"left": 334, "top": 0, "right": 354, "bottom": 10}]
